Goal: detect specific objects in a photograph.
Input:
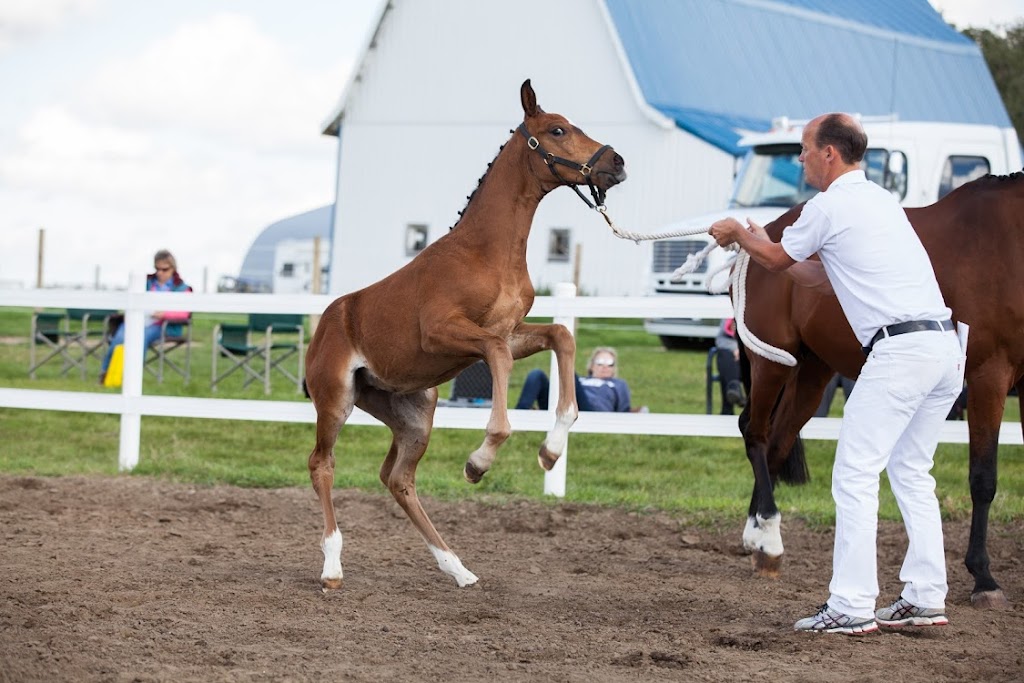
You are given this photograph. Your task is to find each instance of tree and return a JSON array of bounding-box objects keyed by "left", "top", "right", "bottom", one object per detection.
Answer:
[{"left": 963, "top": 22, "right": 1024, "bottom": 145}]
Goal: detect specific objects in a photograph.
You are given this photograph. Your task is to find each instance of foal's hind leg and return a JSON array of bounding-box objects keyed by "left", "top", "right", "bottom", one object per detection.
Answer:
[
  {"left": 306, "top": 376, "right": 356, "bottom": 591},
  {"left": 359, "top": 385, "right": 479, "bottom": 587}
]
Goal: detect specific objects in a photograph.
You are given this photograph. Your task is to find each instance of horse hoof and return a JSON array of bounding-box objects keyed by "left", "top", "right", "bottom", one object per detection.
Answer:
[
  {"left": 320, "top": 577, "right": 343, "bottom": 592},
  {"left": 537, "top": 446, "right": 559, "bottom": 471},
  {"left": 464, "top": 461, "right": 485, "bottom": 484},
  {"left": 750, "top": 550, "right": 782, "bottom": 578},
  {"left": 971, "top": 589, "right": 1011, "bottom": 610}
]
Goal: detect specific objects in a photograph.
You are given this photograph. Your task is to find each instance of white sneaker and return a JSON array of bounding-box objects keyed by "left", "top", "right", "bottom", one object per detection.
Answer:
[
  {"left": 794, "top": 603, "right": 878, "bottom": 635},
  {"left": 875, "top": 597, "right": 948, "bottom": 628}
]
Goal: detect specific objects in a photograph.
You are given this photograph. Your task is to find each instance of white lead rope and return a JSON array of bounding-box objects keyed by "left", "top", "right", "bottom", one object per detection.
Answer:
[{"left": 599, "top": 207, "right": 797, "bottom": 367}]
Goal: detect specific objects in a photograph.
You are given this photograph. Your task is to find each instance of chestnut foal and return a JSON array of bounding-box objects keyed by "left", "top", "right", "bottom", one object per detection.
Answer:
[{"left": 303, "top": 80, "right": 626, "bottom": 589}]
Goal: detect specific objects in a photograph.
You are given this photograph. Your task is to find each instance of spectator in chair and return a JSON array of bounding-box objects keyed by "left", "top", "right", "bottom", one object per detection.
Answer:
[
  {"left": 715, "top": 318, "right": 746, "bottom": 415},
  {"left": 99, "top": 249, "right": 192, "bottom": 384},
  {"left": 515, "top": 346, "right": 632, "bottom": 412}
]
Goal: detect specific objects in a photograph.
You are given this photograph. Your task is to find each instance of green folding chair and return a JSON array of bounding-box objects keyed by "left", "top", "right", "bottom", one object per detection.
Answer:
[
  {"left": 250, "top": 313, "right": 305, "bottom": 394},
  {"left": 211, "top": 314, "right": 304, "bottom": 394},
  {"left": 29, "top": 309, "right": 116, "bottom": 380},
  {"left": 146, "top": 318, "right": 193, "bottom": 383}
]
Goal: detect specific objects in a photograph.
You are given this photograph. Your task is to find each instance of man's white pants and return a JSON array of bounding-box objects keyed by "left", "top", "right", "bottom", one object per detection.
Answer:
[{"left": 827, "top": 328, "right": 964, "bottom": 618}]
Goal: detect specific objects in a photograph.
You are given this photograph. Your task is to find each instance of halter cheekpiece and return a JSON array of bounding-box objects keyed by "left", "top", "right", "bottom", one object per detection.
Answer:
[{"left": 516, "top": 123, "right": 611, "bottom": 210}]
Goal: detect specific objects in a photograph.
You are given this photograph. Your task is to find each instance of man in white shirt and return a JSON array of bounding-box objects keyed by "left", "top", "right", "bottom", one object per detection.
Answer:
[{"left": 710, "top": 113, "right": 965, "bottom": 635}]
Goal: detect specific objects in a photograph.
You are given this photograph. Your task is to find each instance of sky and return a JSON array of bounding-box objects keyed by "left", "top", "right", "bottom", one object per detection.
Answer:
[{"left": 0, "top": 0, "right": 1021, "bottom": 291}]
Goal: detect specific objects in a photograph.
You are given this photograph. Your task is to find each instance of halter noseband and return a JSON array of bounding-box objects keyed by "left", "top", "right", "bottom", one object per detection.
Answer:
[{"left": 516, "top": 123, "right": 611, "bottom": 210}]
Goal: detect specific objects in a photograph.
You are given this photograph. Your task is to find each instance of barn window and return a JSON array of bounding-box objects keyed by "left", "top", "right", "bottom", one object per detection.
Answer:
[
  {"left": 548, "top": 228, "right": 571, "bottom": 262},
  {"left": 938, "top": 156, "right": 990, "bottom": 199},
  {"left": 405, "top": 224, "right": 429, "bottom": 256},
  {"left": 279, "top": 263, "right": 295, "bottom": 278}
]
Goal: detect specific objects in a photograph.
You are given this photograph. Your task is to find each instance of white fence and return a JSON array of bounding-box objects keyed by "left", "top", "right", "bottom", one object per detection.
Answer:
[{"left": 2, "top": 277, "right": 1020, "bottom": 496}]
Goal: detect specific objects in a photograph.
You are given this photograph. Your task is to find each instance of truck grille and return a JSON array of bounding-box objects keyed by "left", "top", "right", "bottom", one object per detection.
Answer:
[{"left": 652, "top": 239, "right": 709, "bottom": 273}]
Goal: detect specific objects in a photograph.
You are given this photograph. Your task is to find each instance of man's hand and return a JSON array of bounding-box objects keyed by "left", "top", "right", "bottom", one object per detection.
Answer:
[
  {"left": 710, "top": 217, "right": 766, "bottom": 248},
  {"left": 710, "top": 217, "right": 796, "bottom": 273},
  {"left": 709, "top": 217, "right": 744, "bottom": 247}
]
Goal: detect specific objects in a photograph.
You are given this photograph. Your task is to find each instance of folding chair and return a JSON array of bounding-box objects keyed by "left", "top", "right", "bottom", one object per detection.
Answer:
[
  {"left": 29, "top": 309, "right": 115, "bottom": 380},
  {"left": 67, "top": 309, "right": 118, "bottom": 379},
  {"left": 705, "top": 346, "right": 719, "bottom": 414},
  {"left": 212, "top": 314, "right": 305, "bottom": 394},
  {"left": 440, "top": 360, "right": 493, "bottom": 407},
  {"left": 146, "top": 318, "right": 193, "bottom": 383},
  {"left": 211, "top": 320, "right": 266, "bottom": 393},
  {"left": 250, "top": 313, "right": 305, "bottom": 394},
  {"left": 29, "top": 311, "right": 80, "bottom": 379}
]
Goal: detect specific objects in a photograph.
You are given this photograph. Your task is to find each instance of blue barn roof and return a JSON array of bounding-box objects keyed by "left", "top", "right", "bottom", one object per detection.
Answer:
[{"left": 604, "top": 0, "right": 1011, "bottom": 154}]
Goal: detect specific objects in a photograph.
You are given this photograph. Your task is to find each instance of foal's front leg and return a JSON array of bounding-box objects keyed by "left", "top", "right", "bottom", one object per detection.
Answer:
[
  {"left": 507, "top": 322, "right": 579, "bottom": 470},
  {"left": 420, "top": 318, "right": 515, "bottom": 483}
]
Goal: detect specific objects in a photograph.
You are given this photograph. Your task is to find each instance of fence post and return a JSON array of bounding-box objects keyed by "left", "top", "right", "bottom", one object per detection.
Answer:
[
  {"left": 544, "top": 282, "right": 577, "bottom": 497},
  {"left": 118, "top": 272, "right": 145, "bottom": 471}
]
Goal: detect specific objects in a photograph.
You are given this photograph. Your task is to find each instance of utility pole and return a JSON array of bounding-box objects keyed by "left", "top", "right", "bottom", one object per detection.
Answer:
[
  {"left": 36, "top": 228, "right": 45, "bottom": 289},
  {"left": 311, "top": 236, "right": 323, "bottom": 335}
]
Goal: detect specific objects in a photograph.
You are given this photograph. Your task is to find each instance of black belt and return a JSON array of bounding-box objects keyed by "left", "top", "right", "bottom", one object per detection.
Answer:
[{"left": 862, "top": 319, "right": 954, "bottom": 355}]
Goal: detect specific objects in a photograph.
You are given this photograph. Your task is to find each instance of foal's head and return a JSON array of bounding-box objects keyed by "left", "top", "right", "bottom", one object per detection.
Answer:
[{"left": 518, "top": 79, "right": 626, "bottom": 198}]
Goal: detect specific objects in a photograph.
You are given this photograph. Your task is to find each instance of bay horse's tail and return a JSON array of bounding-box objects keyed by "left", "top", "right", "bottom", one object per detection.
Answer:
[
  {"left": 737, "top": 336, "right": 810, "bottom": 486},
  {"left": 302, "top": 378, "right": 310, "bottom": 399}
]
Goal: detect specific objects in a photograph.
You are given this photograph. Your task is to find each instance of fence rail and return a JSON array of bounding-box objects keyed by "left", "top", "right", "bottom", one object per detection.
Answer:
[{"left": 2, "top": 279, "right": 1019, "bottom": 494}]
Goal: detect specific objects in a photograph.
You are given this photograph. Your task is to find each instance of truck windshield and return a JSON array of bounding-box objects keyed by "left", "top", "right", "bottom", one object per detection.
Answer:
[{"left": 730, "top": 144, "right": 817, "bottom": 208}]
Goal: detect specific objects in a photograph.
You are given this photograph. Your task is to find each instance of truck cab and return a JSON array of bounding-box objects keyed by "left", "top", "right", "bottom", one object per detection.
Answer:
[{"left": 644, "top": 117, "right": 1022, "bottom": 347}]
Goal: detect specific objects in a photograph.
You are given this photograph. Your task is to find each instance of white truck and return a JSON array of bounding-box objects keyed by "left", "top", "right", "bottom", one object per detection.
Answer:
[{"left": 644, "top": 117, "right": 1023, "bottom": 348}]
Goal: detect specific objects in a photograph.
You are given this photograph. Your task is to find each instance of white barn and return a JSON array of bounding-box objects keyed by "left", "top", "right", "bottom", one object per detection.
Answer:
[{"left": 322, "top": 0, "right": 1014, "bottom": 297}]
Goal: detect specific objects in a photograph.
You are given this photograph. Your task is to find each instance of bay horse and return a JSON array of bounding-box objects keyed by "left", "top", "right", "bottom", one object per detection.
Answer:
[
  {"left": 735, "top": 172, "right": 1024, "bottom": 610},
  {"left": 303, "top": 80, "right": 626, "bottom": 590}
]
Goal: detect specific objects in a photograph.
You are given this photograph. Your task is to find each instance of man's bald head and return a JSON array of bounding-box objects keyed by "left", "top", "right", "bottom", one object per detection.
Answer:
[{"left": 809, "top": 113, "right": 867, "bottom": 165}]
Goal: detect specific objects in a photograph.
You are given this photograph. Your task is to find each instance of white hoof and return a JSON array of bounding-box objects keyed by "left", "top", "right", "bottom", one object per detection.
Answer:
[{"left": 429, "top": 545, "right": 479, "bottom": 587}]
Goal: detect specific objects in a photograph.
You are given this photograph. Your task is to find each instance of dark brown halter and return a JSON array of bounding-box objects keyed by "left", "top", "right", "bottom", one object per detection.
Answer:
[{"left": 516, "top": 123, "right": 611, "bottom": 209}]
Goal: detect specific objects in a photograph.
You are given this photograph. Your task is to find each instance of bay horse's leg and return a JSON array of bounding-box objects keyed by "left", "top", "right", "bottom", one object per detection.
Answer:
[
  {"left": 357, "top": 385, "right": 479, "bottom": 587},
  {"left": 507, "top": 322, "right": 579, "bottom": 471},
  {"left": 963, "top": 366, "right": 1014, "bottom": 609},
  {"left": 739, "top": 354, "right": 796, "bottom": 577},
  {"left": 741, "top": 353, "right": 834, "bottom": 577},
  {"left": 304, "top": 363, "right": 356, "bottom": 591}
]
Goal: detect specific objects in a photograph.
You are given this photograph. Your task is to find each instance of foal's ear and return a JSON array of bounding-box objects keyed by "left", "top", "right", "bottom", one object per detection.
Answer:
[{"left": 520, "top": 79, "right": 543, "bottom": 117}]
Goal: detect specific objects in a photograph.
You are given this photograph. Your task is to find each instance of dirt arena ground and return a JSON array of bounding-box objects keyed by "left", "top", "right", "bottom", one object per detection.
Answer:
[{"left": 1, "top": 475, "right": 1022, "bottom": 682}]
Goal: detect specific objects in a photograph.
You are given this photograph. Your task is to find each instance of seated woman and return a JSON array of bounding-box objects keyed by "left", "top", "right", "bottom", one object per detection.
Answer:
[
  {"left": 99, "top": 249, "right": 191, "bottom": 384},
  {"left": 715, "top": 318, "right": 746, "bottom": 415},
  {"left": 515, "top": 346, "right": 632, "bottom": 412}
]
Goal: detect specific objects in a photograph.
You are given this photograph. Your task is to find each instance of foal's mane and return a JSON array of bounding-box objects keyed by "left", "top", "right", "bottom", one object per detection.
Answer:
[{"left": 450, "top": 135, "right": 512, "bottom": 230}]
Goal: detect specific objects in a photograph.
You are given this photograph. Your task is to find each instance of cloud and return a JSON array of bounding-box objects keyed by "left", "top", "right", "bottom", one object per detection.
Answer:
[
  {"left": 0, "top": 9, "right": 351, "bottom": 288},
  {"left": 81, "top": 12, "right": 350, "bottom": 152},
  {"left": 0, "top": 0, "right": 100, "bottom": 51}
]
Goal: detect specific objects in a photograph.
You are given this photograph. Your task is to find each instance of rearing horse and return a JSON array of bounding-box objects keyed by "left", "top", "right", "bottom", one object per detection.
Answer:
[
  {"left": 735, "top": 172, "right": 1024, "bottom": 609},
  {"left": 303, "top": 80, "right": 626, "bottom": 590}
]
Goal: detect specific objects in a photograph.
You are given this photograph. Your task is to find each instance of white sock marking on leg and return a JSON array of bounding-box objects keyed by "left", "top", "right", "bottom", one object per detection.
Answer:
[
  {"left": 742, "top": 513, "right": 784, "bottom": 556},
  {"left": 428, "top": 545, "right": 479, "bottom": 587},
  {"left": 321, "top": 528, "right": 343, "bottom": 582}
]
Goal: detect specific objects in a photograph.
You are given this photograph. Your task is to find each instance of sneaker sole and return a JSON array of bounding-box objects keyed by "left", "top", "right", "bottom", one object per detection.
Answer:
[
  {"left": 797, "top": 622, "right": 879, "bottom": 636},
  {"left": 877, "top": 615, "right": 948, "bottom": 628}
]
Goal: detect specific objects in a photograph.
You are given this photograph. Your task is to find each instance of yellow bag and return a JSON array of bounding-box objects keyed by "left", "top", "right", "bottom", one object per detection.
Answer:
[{"left": 104, "top": 344, "right": 124, "bottom": 388}]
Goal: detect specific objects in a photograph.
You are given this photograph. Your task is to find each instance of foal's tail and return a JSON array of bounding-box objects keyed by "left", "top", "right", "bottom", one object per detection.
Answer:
[{"left": 302, "top": 378, "right": 311, "bottom": 400}]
